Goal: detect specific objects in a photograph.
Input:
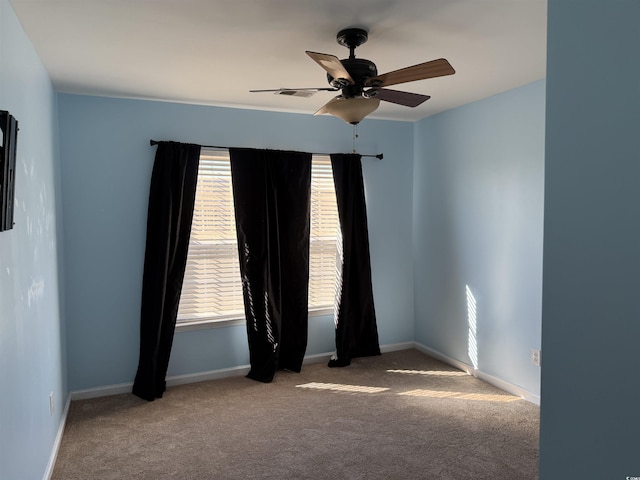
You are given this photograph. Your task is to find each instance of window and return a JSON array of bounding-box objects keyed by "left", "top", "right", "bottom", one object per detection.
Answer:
[{"left": 177, "top": 149, "right": 340, "bottom": 327}]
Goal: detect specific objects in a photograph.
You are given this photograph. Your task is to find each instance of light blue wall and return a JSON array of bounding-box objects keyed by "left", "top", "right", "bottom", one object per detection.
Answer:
[
  {"left": 540, "top": 1, "right": 640, "bottom": 478},
  {"left": 0, "top": 0, "right": 66, "bottom": 479},
  {"left": 412, "top": 80, "right": 545, "bottom": 398},
  {"left": 57, "top": 94, "right": 415, "bottom": 390}
]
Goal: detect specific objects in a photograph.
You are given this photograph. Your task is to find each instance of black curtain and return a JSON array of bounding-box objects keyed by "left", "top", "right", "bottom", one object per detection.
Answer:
[
  {"left": 229, "top": 148, "right": 312, "bottom": 382},
  {"left": 329, "top": 153, "right": 381, "bottom": 367},
  {"left": 133, "top": 141, "right": 201, "bottom": 401}
]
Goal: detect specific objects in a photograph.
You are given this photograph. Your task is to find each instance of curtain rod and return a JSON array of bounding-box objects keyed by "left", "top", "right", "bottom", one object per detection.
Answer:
[{"left": 149, "top": 140, "right": 383, "bottom": 160}]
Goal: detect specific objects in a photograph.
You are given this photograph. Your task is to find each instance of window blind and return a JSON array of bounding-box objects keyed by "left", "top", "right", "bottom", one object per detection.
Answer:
[
  {"left": 309, "top": 155, "right": 341, "bottom": 310},
  {"left": 177, "top": 150, "right": 245, "bottom": 323}
]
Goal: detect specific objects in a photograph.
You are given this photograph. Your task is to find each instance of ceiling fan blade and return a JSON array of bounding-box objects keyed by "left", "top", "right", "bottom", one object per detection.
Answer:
[
  {"left": 306, "top": 51, "right": 355, "bottom": 86},
  {"left": 250, "top": 87, "right": 338, "bottom": 98},
  {"left": 366, "top": 58, "right": 455, "bottom": 88},
  {"left": 366, "top": 88, "right": 430, "bottom": 107},
  {"left": 249, "top": 87, "right": 338, "bottom": 93}
]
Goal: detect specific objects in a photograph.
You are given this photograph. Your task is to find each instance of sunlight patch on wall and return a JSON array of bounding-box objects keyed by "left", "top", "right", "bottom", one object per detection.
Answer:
[
  {"left": 466, "top": 284, "right": 478, "bottom": 369},
  {"left": 386, "top": 369, "right": 467, "bottom": 377},
  {"left": 399, "top": 389, "right": 520, "bottom": 403},
  {"left": 296, "top": 382, "right": 389, "bottom": 394}
]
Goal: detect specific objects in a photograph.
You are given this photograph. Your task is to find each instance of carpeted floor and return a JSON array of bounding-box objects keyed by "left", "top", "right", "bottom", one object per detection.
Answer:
[{"left": 52, "top": 349, "right": 539, "bottom": 479}]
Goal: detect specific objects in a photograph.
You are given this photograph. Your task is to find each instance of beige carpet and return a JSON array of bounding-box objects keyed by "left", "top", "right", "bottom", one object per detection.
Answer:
[{"left": 52, "top": 349, "right": 539, "bottom": 479}]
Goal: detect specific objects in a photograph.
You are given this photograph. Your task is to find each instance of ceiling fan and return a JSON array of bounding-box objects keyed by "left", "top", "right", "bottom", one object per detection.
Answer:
[{"left": 250, "top": 28, "right": 455, "bottom": 124}]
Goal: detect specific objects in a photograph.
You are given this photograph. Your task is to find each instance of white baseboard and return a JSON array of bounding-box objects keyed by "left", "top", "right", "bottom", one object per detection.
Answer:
[
  {"left": 301, "top": 352, "right": 333, "bottom": 364},
  {"left": 69, "top": 342, "right": 539, "bottom": 405},
  {"left": 68, "top": 344, "right": 411, "bottom": 400},
  {"left": 166, "top": 364, "right": 250, "bottom": 387},
  {"left": 70, "top": 382, "right": 134, "bottom": 400},
  {"left": 380, "top": 341, "right": 416, "bottom": 353},
  {"left": 413, "top": 342, "right": 541, "bottom": 405},
  {"left": 43, "top": 394, "right": 71, "bottom": 480},
  {"left": 70, "top": 353, "right": 335, "bottom": 400}
]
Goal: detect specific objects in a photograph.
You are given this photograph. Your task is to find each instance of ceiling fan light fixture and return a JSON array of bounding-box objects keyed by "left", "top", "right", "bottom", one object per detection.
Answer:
[{"left": 319, "top": 97, "right": 380, "bottom": 124}]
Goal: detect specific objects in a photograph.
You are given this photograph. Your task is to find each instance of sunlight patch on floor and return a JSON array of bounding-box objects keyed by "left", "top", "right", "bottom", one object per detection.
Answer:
[
  {"left": 386, "top": 369, "right": 468, "bottom": 377},
  {"left": 399, "top": 389, "right": 520, "bottom": 402},
  {"left": 296, "top": 382, "right": 390, "bottom": 394}
]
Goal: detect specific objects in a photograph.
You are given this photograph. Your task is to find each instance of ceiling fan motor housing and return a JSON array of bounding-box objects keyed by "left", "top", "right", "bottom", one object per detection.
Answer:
[{"left": 327, "top": 58, "right": 378, "bottom": 97}]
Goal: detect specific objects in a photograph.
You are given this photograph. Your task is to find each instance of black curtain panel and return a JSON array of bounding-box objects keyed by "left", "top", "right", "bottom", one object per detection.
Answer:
[
  {"left": 329, "top": 153, "right": 381, "bottom": 367},
  {"left": 229, "top": 148, "right": 312, "bottom": 383},
  {"left": 132, "top": 141, "right": 201, "bottom": 401}
]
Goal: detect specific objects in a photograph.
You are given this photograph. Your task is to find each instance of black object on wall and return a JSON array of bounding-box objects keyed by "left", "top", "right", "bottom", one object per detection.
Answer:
[{"left": 0, "top": 110, "right": 18, "bottom": 232}]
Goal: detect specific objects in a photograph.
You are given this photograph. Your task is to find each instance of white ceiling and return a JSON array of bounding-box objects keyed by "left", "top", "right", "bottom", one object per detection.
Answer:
[{"left": 9, "top": 0, "right": 547, "bottom": 122}]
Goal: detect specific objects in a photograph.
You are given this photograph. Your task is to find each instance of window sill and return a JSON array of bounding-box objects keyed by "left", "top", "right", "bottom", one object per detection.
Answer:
[
  {"left": 175, "top": 307, "right": 334, "bottom": 333},
  {"left": 175, "top": 317, "right": 246, "bottom": 332}
]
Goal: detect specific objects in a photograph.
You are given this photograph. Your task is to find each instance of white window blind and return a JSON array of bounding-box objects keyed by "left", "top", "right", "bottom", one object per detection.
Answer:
[
  {"left": 177, "top": 150, "right": 340, "bottom": 325},
  {"left": 309, "top": 156, "right": 342, "bottom": 311},
  {"left": 177, "top": 150, "right": 244, "bottom": 323}
]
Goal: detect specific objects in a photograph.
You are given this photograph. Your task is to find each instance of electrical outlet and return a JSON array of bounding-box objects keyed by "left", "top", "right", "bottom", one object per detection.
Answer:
[
  {"left": 531, "top": 349, "right": 541, "bottom": 367},
  {"left": 49, "top": 392, "right": 54, "bottom": 416}
]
